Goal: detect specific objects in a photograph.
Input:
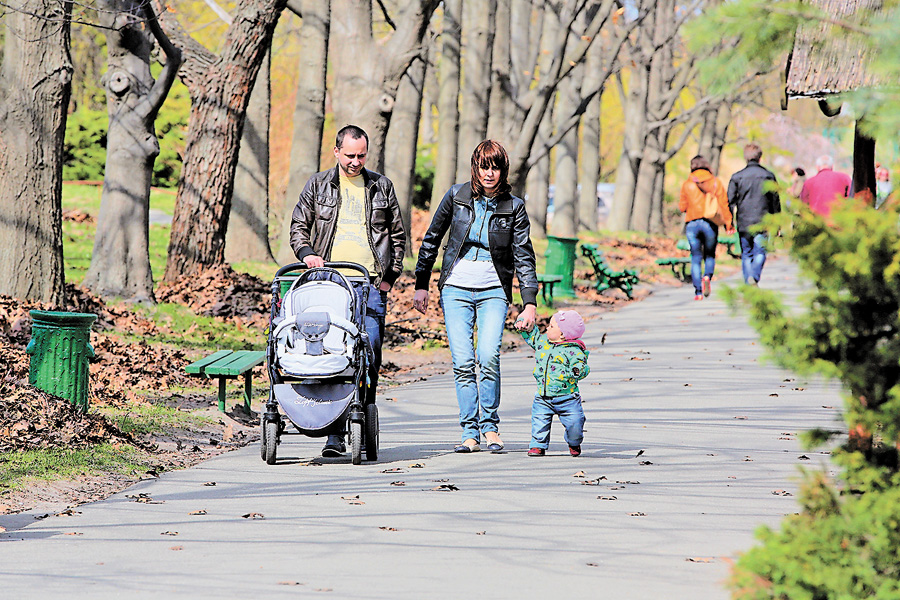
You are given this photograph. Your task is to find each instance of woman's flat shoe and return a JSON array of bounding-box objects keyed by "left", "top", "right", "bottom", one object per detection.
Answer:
[
  {"left": 486, "top": 443, "right": 504, "bottom": 452},
  {"left": 454, "top": 444, "right": 480, "bottom": 453}
]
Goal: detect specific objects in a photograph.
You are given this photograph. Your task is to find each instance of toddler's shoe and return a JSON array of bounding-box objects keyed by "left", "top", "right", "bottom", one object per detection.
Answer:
[
  {"left": 569, "top": 445, "right": 581, "bottom": 457},
  {"left": 527, "top": 448, "right": 545, "bottom": 457}
]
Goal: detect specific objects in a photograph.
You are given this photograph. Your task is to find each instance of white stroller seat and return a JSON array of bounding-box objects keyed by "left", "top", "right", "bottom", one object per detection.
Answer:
[{"left": 275, "top": 280, "right": 358, "bottom": 377}]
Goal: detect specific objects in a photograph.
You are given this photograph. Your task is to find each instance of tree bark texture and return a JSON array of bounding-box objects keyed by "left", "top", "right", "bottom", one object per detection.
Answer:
[
  {"left": 487, "top": 0, "right": 511, "bottom": 142},
  {"left": 549, "top": 35, "right": 584, "bottom": 238},
  {"left": 608, "top": 68, "right": 648, "bottom": 231},
  {"left": 578, "top": 85, "right": 602, "bottom": 232},
  {"left": 525, "top": 102, "right": 554, "bottom": 239},
  {"left": 226, "top": 50, "right": 274, "bottom": 264},
  {"left": 430, "top": 0, "right": 462, "bottom": 214},
  {"left": 330, "top": 0, "right": 439, "bottom": 174},
  {"left": 278, "top": 0, "right": 329, "bottom": 265},
  {"left": 0, "top": 1, "right": 73, "bottom": 305},
  {"left": 456, "top": 0, "right": 497, "bottom": 180},
  {"left": 83, "top": 1, "right": 183, "bottom": 301},
  {"left": 385, "top": 56, "right": 427, "bottom": 256},
  {"left": 157, "top": 0, "right": 287, "bottom": 283}
]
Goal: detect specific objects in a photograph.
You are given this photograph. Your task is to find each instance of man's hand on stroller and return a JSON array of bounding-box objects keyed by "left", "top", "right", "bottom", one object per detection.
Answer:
[{"left": 303, "top": 255, "right": 325, "bottom": 268}]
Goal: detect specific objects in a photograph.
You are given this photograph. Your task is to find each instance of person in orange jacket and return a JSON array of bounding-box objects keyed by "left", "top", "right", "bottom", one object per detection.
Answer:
[{"left": 679, "top": 155, "right": 734, "bottom": 300}]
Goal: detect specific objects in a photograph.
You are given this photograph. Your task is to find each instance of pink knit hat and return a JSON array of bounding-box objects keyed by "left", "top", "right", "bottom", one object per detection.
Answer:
[{"left": 554, "top": 310, "right": 585, "bottom": 341}]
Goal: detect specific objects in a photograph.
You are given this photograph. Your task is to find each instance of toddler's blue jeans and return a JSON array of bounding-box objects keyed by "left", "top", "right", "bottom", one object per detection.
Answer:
[{"left": 530, "top": 392, "right": 585, "bottom": 449}]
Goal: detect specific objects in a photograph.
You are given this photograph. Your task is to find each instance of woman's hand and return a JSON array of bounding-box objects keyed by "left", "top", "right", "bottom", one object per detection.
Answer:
[
  {"left": 413, "top": 289, "right": 429, "bottom": 314},
  {"left": 516, "top": 304, "right": 536, "bottom": 330}
]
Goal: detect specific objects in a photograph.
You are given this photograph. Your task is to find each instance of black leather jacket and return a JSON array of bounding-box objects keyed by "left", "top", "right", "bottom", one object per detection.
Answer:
[
  {"left": 289, "top": 166, "right": 406, "bottom": 286},
  {"left": 415, "top": 182, "right": 538, "bottom": 306},
  {"left": 727, "top": 160, "right": 781, "bottom": 231}
]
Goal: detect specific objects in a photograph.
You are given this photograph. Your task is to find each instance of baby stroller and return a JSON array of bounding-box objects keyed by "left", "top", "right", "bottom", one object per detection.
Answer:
[{"left": 260, "top": 261, "right": 379, "bottom": 465}]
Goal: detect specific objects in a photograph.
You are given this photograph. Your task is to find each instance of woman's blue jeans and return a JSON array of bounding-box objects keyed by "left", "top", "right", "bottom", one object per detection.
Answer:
[
  {"left": 685, "top": 219, "right": 718, "bottom": 295},
  {"left": 440, "top": 285, "right": 509, "bottom": 443},
  {"left": 739, "top": 232, "right": 768, "bottom": 283}
]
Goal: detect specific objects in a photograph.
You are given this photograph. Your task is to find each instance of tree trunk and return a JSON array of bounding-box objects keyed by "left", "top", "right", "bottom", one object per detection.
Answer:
[
  {"left": 278, "top": 0, "right": 329, "bottom": 265},
  {"left": 430, "top": 0, "right": 462, "bottom": 214},
  {"left": 487, "top": 0, "right": 511, "bottom": 142},
  {"left": 608, "top": 68, "right": 649, "bottom": 231},
  {"left": 549, "top": 41, "right": 583, "bottom": 238},
  {"left": 84, "top": 1, "right": 183, "bottom": 302},
  {"left": 421, "top": 52, "right": 439, "bottom": 146},
  {"left": 525, "top": 102, "right": 554, "bottom": 239},
  {"left": 577, "top": 26, "right": 605, "bottom": 233},
  {"left": 456, "top": 0, "right": 496, "bottom": 180},
  {"left": 0, "top": 1, "right": 72, "bottom": 305},
  {"left": 158, "top": 0, "right": 287, "bottom": 284},
  {"left": 385, "top": 56, "right": 427, "bottom": 256},
  {"left": 226, "top": 51, "right": 274, "bottom": 264},
  {"left": 330, "top": 0, "right": 439, "bottom": 174}
]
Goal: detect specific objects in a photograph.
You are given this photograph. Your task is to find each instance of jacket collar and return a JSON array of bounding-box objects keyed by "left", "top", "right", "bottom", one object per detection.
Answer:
[
  {"left": 454, "top": 182, "right": 513, "bottom": 215},
  {"left": 329, "top": 165, "right": 374, "bottom": 189}
]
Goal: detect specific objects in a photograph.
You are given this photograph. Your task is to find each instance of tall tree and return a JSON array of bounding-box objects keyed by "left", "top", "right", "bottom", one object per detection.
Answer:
[
  {"left": 277, "top": 0, "right": 330, "bottom": 265},
  {"left": 577, "top": 20, "right": 605, "bottom": 232},
  {"left": 385, "top": 54, "right": 427, "bottom": 255},
  {"left": 83, "top": 1, "right": 183, "bottom": 301},
  {"left": 329, "top": 0, "right": 439, "bottom": 174},
  {"left": 456, "top": 0, "right": 496, "bottom": 178},
  {"left": 156, "top": 0, "right": 287, "bottom": 284},
  {"left": 0, "top": 0, "right": 73, "bottom": 305},
  {"left": 430, "top": 0, "right": 462, "bottom": 214},
  {"left": 226, "top": 49, "right": 274, "bottom": 264}
]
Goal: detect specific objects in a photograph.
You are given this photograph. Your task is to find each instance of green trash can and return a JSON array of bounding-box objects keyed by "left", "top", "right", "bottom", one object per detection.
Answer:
[
  {"left": 26, "top": 310, "right": 97, "bottom": 412},
  {"left": 544, "top": 235, "right": 579, "bottom": 298}
]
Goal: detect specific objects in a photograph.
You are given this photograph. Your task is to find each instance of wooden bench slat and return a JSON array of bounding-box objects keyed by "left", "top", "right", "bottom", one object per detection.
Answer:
[
  {"left": 185, "top": 349, "right": 234, "bottom": 375},
  {"left": 205, "top": 350, "right": 266, "bottom": 377}
]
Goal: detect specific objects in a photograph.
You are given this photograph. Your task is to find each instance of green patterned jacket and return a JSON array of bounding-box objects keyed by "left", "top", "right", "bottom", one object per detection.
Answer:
[{"left": 520, "top": 326, "right": 590, "bottom": 397}]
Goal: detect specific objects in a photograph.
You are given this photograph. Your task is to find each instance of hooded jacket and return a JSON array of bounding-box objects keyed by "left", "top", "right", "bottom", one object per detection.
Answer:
[
  {"left": 520, "top": 326, "right": 590, "bottom": 397},
  {"left": 679, "top": 168, "right": 733, "bottom": 228},
  {"left": 415, "top": 182, "right": 539, "bottom": 306}
]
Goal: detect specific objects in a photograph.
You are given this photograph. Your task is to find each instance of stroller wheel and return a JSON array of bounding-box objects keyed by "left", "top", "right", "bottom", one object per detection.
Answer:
[
  {"left": 350, "top": 420, "right": 363, "bottom": 465},
  {"left": 259, "top": 413, "right": 267, "bottom": 461},
  {"left": 264, "top": 418, "right": 279, "bottom": 465},
  {"left": 365, "top": 404, "right": 379, "bottom": 461}
]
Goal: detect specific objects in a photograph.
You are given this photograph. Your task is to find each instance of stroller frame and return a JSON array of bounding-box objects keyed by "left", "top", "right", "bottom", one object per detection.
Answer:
[{"left": 260, "top": 261, "right": 379, "bottom": 465}]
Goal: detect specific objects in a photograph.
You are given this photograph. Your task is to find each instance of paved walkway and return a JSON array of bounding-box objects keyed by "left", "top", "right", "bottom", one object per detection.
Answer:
[{"left": 0, "top": 258, "right": 843, "bottom": 599}]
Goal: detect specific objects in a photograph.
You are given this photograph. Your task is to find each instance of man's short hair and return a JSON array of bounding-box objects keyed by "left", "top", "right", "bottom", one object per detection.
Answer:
[
  {"left": 816, "top": 155, "right": 834, "bottom": 170},
  {"left": 690, "top": 155, "right": 711, "bottom": 172},
  {"left": 744, "top": 143, "right": 762, "bottom": 162},
  {"left": 335, "top": 125, "right": 369, "bottom": 149}
]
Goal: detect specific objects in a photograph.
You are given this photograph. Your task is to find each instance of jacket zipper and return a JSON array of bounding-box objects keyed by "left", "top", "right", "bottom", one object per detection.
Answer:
[
  {"left": 541, "top": 342, "right": 553, "bottom": 396},
  {"left": 445, "top": 200, "right": 475, "bottom": 276},
  {"left": 363, "top": 180, "right": 384, "bottom": 282}
]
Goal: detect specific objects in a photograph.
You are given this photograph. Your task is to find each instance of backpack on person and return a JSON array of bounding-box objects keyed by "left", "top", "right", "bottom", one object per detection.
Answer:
[{"left": 701, "top": 179, "right": 727, "bottom": 226}]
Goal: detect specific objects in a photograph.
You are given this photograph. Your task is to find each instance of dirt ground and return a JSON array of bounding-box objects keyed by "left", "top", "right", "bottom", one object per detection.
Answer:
[{"left": 1, "top": 215, "right": 712, "bottom": 515}]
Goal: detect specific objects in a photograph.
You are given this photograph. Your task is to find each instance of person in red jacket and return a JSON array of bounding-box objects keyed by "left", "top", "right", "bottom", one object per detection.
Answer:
[
  {"left": 800, "top": 155, "right": 851, "bottom": 217},
  {"left": 679, "top": 155, "right": 733, "bottom": 300}
]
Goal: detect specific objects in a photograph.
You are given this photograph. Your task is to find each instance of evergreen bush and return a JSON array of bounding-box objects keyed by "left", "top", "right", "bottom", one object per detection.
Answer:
[{"left": 725, "top": 202, "right": 900, "bottom": 598}]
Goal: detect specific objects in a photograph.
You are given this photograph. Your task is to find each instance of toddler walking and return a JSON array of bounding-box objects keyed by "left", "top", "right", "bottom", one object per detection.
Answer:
[{"left": 516, "top": 310, "right": 590, "bottom": 456}]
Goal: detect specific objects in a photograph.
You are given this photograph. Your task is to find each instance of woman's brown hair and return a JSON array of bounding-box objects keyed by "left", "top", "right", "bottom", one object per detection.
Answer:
[
  {"left": 471, "top": 140, "right": 511, "bottom": 198},
  {"left": 690, "top": 155, "right": 711, "bottom": 172}
]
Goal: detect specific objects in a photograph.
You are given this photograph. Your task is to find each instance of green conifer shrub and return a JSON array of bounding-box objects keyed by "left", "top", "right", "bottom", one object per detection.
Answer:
[{"left": 725, "top": 202, "right": 900, "bottom": 598}]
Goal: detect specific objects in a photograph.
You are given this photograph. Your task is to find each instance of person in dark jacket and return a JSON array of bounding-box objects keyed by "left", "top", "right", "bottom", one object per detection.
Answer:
[
  {"left": 727, "top": 143, "right": 781, "bottom": 285},
  {"left": 413, "top": 140, "right": 538, "bottom": 453},
  {"left": 290, "top": 124, "right": 406, "bottom": 457}
]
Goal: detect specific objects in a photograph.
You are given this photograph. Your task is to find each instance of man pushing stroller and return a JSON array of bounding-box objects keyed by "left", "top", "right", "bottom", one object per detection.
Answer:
[{"left": 289, "top": 124, "right": 406, "bottom": 457}]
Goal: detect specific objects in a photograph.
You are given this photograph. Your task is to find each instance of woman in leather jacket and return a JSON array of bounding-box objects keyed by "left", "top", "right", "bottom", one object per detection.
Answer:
[{"left": 413, "top": 140, "right": 538, "bottom": 453}]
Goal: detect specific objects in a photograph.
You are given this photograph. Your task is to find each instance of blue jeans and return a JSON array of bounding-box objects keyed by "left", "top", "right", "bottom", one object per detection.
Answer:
[
  {"left": 530, "top": 392, "right": 585, "bottom": 449},
  {"left": 440, "top": 285, "right": 509, "bottom": 443},
  {"left": 685, "top": 219, "right": 718, "bottom": 295},
  {"left": 739, "top": 232, "right": 768, "bottom": 283}
]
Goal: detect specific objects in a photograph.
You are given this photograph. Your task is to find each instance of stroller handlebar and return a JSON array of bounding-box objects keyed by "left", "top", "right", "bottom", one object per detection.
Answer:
[{"left": 275, "top": 261, "right": 372, "bottom": 280}]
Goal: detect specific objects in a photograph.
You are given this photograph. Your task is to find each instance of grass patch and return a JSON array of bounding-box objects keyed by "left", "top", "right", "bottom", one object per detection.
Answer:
[
  {"left": 96, "top": 404, "right": 216, "bottom": 437},
  {"left": 128, "top": 302, "right": 265, "bottom": 351},
  {"left": 0, "top": 444, "right": 149, "bottom": 491}
]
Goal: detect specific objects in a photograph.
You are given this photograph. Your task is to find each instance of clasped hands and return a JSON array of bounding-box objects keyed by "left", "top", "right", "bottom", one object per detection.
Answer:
[{"left": 413, "top": 289, "right": 536, "bottom": 331}]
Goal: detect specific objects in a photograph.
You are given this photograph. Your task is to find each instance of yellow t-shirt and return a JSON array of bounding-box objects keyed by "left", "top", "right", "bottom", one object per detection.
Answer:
[{"left": 331, "top": 173, "right": 377, "bottom": 277}]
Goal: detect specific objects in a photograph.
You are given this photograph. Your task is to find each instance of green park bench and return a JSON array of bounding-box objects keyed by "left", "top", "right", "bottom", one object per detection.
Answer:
[
  {"left": 536, "top": 273, "right": 563, "bottom": 307},
  {"left": 657, "top": 234, "right": 741, "bottom": 282},
  {"left": 579, "top": 243, "right": 639, "bottom": 299},
  {"left": 185, "top": 349, "right": 266, "bottom": 412}
]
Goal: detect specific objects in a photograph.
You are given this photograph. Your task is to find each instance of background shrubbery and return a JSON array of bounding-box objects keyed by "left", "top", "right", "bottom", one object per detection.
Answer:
[{"left": 725, "top": 203, "right": 900, "bottom": 598}]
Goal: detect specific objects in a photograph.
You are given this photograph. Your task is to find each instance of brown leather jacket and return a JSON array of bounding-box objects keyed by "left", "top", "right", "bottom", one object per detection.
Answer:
[
  {"left": 289, "top": 165, "right": 406, "bottom": 286},
  {"left": 679, "top": 168, "right": 733, "bottom": 228}
]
